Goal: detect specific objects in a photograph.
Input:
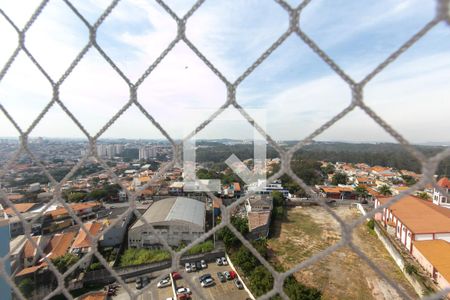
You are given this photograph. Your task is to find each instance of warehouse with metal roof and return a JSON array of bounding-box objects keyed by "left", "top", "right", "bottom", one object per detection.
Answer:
[{"left": 128, "top": 197, "right": 205, "bottom": 248}]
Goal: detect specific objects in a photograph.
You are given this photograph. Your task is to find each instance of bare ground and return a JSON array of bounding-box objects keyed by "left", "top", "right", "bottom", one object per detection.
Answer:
[{"left": 268, "top": 206, "right": 418, "bottom": 300}]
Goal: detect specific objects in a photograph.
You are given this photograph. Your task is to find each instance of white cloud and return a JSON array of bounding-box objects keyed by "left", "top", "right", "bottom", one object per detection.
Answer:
[{"left": 0, "top": 0, "right": 449, "bottom": 144}]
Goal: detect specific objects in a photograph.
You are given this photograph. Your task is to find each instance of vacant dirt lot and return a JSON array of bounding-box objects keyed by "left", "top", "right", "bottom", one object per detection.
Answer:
[{"left": 268, "top": 205, "right": 418, "bottom": 300}]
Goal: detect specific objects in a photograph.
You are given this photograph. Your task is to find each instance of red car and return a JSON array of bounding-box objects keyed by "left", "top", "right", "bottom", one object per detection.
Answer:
[
  {"left": 229, "top": 270, "right": 237, "bottom": 279},
  {"left": 172, "top": 271, "right": 182, "bottom": 280},
  {"left": 177, "top": 294, "right": 191, "bottom": 300}
]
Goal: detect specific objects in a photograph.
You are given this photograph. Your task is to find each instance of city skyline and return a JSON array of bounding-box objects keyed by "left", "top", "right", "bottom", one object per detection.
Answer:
[{"left": 1, "top": 0, "right": 449, "bottom": 143}]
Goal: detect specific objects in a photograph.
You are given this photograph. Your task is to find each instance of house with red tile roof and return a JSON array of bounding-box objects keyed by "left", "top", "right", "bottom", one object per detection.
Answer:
[
  {"left": 412, "top": 240, "right": 450, "bottom": 295},
  {"left": 433, "top": 177, "right": 450, "bottom": 209},
  {"left": 71, "top": 221, "right": 104, "bottom": 269},
  {"left": 375, "top": 195, "right": 450, "bottom": 253}
]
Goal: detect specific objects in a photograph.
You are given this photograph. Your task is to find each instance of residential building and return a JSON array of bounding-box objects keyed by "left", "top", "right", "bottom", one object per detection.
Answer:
[
  {"left": 245, "top": 194, "right": 273, "bottom": 213},
  {"left": 247, "top": 180, "right": 289, "bottom": 198},
  {"left": 375, "top": 195, "right": 450, "bottom": 252},
  {"left": 29, "top": 182, "right": 41, "bottom": 193},
  {"left": 433, "top": 177, "right": 450, "bottom": 209},
  {"left": 168, "top": 182, "right": 184, "bottom": 195},
  {"left": 71, "top": 221, "right": 104, "bottom": 268},
  {"left": 100, "top": 213, "right": 133, "bottom": 247},
  {"left": 139, "top": 146, "right": 157, "bottom": 160},
  {"left": 412, "top": 240, "right": 450, "bottom": 296},
  {"left": 128, "top": 197, "right": 205, "bottom": 248},
  {"left": 247, "top": 211, "right": 271, "bottom": 240},
  {"left": 0, "top": 208, "right": 11, "bottom": 300},
  {"left": 318, "top": 186, "right": 356, "bottom": 200}
]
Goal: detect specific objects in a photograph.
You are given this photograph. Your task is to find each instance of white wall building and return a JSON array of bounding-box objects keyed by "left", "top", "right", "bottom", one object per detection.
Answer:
[
  {"left": 433, "top": 177, "right": 450, "bottom": 209},
  {"left": 128, "top": 197, "right": 205, "bottom": 248}
]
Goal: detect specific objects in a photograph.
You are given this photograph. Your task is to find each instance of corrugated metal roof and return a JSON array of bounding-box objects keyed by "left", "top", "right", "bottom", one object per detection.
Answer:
[
  {"left": 132, "top": 197, "right": 204, "bottom": 229},
  {"left": 166, "top": 197, "right": 204, "bottom": 228}
]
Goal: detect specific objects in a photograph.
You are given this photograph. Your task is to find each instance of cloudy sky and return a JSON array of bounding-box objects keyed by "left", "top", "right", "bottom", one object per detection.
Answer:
[{"left": 0, "top": 0, "right": 449, "bottom": 144}]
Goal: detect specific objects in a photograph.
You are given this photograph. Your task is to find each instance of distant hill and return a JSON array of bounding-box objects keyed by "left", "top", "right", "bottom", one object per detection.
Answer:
[{"left": 196, "top": 141, "right": 449, "bottom": 176}]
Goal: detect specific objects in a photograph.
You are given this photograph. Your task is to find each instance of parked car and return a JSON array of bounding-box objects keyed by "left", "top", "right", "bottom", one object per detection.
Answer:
[
  {"left": 217, "top": 272, "right": 226, "bottom": 282},
  {"left": 224, "top": 271, "right": 231, "bottom": 280},
  {"left": 199, "top": 273, "right": 211, "bottom": 282},
  {"left": 216, "top": 258, "right": 222, "bottom": 266},
  {"left": 234, "top": 279, "right": 244, "bottom": 289},
  {"left": 229, "top": 270, "right": 237, "bottom": 279},
  {"left": 201, "top": 277, "right": 214, "bottom": 287},
  {"left": 157, "top": 278, "right": 171, "bottom": 288},
  {"left": 172, "top": 271, "right": 182, "bottom": 280},
  {"left": 190, "top": 262, "right": 196, "bottom": 272},
  {"left": 142, "top": 276, "right": 150, "bottom": 287},
  {"left": 196, "top": 261, "right": 202, "bottom": 270},
  {"left": 176, "top": 287, "right": 192, "bottom": 295},
  {"left": 185, "top": 262, "right": 191, "bottom": 272},
  {"left": 200, "top": 259, "right": 207, "bottom": 269},
  {"left": 135, "top": 277, "right": 143, "bottom": 289},
  {"left": 221, "top": 257, "right": 228, "bottom": 265}
]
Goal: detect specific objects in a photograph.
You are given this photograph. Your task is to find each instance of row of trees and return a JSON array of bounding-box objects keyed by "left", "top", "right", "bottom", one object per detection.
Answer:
[
  {"left": 63, "top": 183, "right": 122, "bottom": 202},
  {"left": 217, "top": 216, "right": 321, "bottom": 299},
  {"left": 195, "top": 141, "right": 450, "bottom": 177}
]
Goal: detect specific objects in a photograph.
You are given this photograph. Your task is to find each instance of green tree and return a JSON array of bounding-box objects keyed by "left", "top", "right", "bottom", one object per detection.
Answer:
[
  {"left": 272, "top": 191, "right": 285, "bottom": 207},
  {"left": 378, "top": 184, "right": 392, "bottom": 196},
  {"left": 249, "top": 266, "right": 274, "bottom": 297},
  {"left": 401, "top": 175, "right": 417, "bottom": 186},
  {"left": 417, "top": 192, "right": 431, "bottom": 200},
  {"left": 332, "top": 172, "right": 348, "bottom": 185},
  {"left": 284, "top": 276, "right": 322, "bottom": 300},
  {"left": 354, "top": 185, "right": 369, "bottom": 199},
  {"left": 252, "top": 239, "right": 268, "bottom": 259},
  {"left": 231, "top": 216, "right": 249, "bottom": 236},
  {"left": 18, "top": 278, "right": 34, "bottom": 298},
  {"left": 67, "top": 192, "right": 87, "bottom": 202},
  {"left": 52, "top": 253, "right": 79, "bottom": 273},
  {"left": 321, "top": 163, "right": 335, "bottom": 175},
  {"left": 88, "top": 262, "right": 102, "bottom": 271},
  {"left": 232, "top": 246, "right": 258, "bottom": 274}
]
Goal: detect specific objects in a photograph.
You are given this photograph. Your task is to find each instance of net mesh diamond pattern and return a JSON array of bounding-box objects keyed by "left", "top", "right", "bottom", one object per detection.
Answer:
[{"left": 1, "top": 0, "right": 450, "bottom": 299}]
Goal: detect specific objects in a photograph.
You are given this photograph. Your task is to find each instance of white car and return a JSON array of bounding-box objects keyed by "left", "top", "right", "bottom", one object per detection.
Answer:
[
  {"left": 221, "top": 257, "right": 228, "bottom": 265},
  {"left": 185, "top": 262, "right": 191, "bottom": 272},
  {"left": 201, "top": 277, "right": 214, "bottom": 287},
  {"left": 176, "top": 287, "right": 191, "bottom": 295},
  {"left": 201, "top": 259, "right": 207, "bottom": 269},
  {"left": 157, "top": 279, "right": 171, "bottom": 288}
]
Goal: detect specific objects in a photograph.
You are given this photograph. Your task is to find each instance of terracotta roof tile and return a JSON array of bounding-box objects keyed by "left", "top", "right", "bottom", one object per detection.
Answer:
[
  {"left": 413, "top": 240, "right": 450, "bottom": 284},
  {"left": 72, "top": 222, "right": 103, "bottom": 249},
  {"left": 23, "top": 236, "right": 40, "bottom": 259},
  {"left": 43, "top": 232, "right": 76, "bottom": 260},
  {"left": 379, "top": 195, "right": 450, "bottom": 234},
  {"left": 5, "top": 203, "right": 36, "bottom": 216},
  {"left": 437, "top": 177, "right": 450, "bottom": 189}
]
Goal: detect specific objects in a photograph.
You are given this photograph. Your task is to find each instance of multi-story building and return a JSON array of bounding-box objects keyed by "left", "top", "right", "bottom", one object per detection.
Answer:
[
  {"left": 245, "top": 194, "right": 273, "bottom": 213},
  {"left": 375, "top": 195, "right": 450, "bottom": 253},
  {"left": 0, "top": 207, "right": 12, "bottom": 300},
  {"left": 433, "top": 177, "right": 450, "bottom": 209},
  {"left": 128, "top": 197, "right": 205, "bottom": 248},
  {"left": 138, "top": 146, "right": 157, "bottom": 160}
]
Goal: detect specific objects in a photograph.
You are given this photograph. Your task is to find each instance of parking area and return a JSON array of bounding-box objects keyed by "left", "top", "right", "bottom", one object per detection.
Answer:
[
  {"left": 113, "top": 270, "right": 174, "bottom": 300},
  {"left": 112, "top": 258, "right": 251, "bottom": 300},
  {"left": 175, "top": 260, "right": 251, "bottom": 300}
]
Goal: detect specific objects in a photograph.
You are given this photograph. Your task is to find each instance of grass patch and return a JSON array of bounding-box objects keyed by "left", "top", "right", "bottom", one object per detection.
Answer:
[
  {"left": 185, "top": 240, "right": 214, "bottom": 255},
  {"left": 120, "top": 248, "right": 170, "bottom": 267}
]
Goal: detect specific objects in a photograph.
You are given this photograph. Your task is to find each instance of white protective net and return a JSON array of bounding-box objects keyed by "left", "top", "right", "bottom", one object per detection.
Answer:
[{"left": 1, "top": 0, "right": 450, "bottom": 299}]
